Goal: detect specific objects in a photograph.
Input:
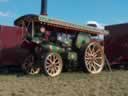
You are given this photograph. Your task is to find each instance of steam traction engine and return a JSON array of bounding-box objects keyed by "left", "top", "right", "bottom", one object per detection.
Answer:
[{"left": 0, "top": 0, "right": 108, "bottom": 77}]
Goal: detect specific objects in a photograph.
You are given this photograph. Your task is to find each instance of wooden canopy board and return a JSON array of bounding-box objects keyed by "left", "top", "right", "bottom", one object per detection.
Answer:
[
  {"left": 14, "top": 14, "right": 109, "bottom": 35},
  {"left": 39, "top": 15, "right": 108, "bottom": 35}
]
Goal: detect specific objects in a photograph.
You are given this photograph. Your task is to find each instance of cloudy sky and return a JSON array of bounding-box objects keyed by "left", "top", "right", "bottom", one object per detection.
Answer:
[{"left": 0, "top": 0, "right": 128, "bottom": 26}]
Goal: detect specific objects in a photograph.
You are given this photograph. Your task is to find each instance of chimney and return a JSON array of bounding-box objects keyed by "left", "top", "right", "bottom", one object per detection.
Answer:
[{"left": 40, "top": 0, "right": 47, "bottom": 16}]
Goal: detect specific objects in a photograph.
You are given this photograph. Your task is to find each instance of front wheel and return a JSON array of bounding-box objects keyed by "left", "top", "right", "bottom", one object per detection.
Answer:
[
  {"left": 84, "top": 42, "right": 104, "bottom": 74},
  {"left": 43, "top": 53, "right": 63, "bottom": 77},
  {"left": 22, "top": 54, "right": 40, "bottom": 75}
]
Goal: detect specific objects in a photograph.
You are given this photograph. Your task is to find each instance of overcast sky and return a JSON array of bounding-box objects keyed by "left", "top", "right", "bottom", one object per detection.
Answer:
[{"left": 0, "top": 0, "right": 128, "bottom": 26}]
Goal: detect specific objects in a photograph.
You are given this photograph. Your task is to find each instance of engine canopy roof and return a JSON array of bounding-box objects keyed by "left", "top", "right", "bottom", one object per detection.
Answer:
[{"left": 14, "top": 14, "right": 109, "bottom": 35}]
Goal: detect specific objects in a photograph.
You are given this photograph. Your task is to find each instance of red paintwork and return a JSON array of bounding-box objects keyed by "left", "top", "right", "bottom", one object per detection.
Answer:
[
  {"left": 105, "top": 23, "right": 128, "bottom": 65},
  {"left": 0, "top": 25, "right": 29, "bottom": 66},
  {"left": 0, "top": 25, "right": 25, "bottom": 48}
]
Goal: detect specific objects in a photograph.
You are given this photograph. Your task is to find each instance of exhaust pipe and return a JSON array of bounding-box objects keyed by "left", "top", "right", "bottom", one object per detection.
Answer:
[{"left": 40, "top": 0, "right": 47, "bottom": 16}]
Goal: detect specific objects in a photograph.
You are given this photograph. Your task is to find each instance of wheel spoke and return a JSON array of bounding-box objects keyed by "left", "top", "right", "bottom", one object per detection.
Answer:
[
  {"left": 87, "top": 64, "right": 92, "bottom": 71},
  {"left": 88, "top": 47, "right": 92, "bottom": 54},
  {"left": 46, "top": 59, "right": 51, "bottom": 64},
  {"left": 53, "top": 55, "right": 57, "bottom": 60},
  {"left": 86, "top": 52, "right": 90, "bottom": 56},
  {"left": 51, "top": 68, "right": 55, "bottom": 74},
  {"left": 48, "top": 55, "right": 51, "bottom": 60},
  {"left": 92, "top": 65, "right": 97, "bottom": 72},
  {"left": 93, "top": 61, "right": 102, "bottom": 67},
  {"left": 51, "top": 55, "right": 54, "bottom": 61},
  {"left": 46, "top": 62, "right": 51, "bottom": 66},
  {"left": 30, "top": 68, "right": 35, "bottom": 73},
  {"left": 91, "top": 45, "right": 95, "bottom": 53},
  {"left": 47, "top": 58, "right": 53, "bottom": 64},
  {"left": 95, "top": 57, "right": 103, "bottom": 59},
  {"left": 90, "top": 63, "right": 97, "bottom": 72},
  {"left": 95, "top": 49, "right": 101, "bottom": 54},
  {"left": 85, "top": 57, "right": 92, "bottom": 60},
  {"left": 55, "top": 66, "right": 59, "bottom": 70},
  {"left": 55, "top": 63, "right": 59, "bottom": 67},
  {"left": 86, "top": 60, "right": 92, "bottom": 66},
  {"left": 53, "top": 67, "right": 57, "bottom": 73},
  {"left": 46, "top": 64, "right": 52, "bottom": 69},
  {"left": 48, "top": 70, "right": 52, "bottom": 74},
  {"left": 54, "top": 59, "right": 60, "bottom": 64}
]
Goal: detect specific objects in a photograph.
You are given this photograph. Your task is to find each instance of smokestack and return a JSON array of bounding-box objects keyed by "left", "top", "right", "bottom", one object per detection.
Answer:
[{"left": 40, "top": 0, "right": 47, "bottom": 16}]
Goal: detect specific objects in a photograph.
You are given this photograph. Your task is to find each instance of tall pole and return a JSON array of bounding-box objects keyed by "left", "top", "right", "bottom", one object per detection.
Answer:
[{"left": 40, "top": 0, "right": 47, "bottom": 16}]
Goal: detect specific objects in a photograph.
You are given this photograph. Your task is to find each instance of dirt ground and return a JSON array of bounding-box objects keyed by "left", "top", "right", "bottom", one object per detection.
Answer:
[{"left": 0, "top": 70, "right": 127, "bottom": 96}]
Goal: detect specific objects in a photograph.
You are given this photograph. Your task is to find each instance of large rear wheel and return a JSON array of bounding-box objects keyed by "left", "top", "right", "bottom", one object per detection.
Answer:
[
  {"left": 22, "top": 54, "right": 40, "bottom": 75},
  {"left": 43, "top": 53, "right": 63, "bottom": 77},
  {"left": 84, "top": 42, "right": 104, "bottom": 74}
]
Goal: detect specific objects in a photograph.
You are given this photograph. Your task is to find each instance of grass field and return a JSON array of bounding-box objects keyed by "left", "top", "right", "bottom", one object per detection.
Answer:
[{"left": 0, "top": 69, "right": 127, "bottom": 96}]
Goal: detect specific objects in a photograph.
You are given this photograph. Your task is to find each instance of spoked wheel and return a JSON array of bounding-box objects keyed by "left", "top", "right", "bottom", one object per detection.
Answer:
[
  {"left": 22, "top": 54, "right": 40, "bottom": 75},
  {"left": 84, "top": 42, "right": 104, "bottom": 74},
  {"left": 44, "top": 53, "right": 63, "bottom": 77}
]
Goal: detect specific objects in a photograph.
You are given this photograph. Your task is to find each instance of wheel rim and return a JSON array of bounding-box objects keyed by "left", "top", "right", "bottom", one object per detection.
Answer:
[
  {"left": 22, "top": 55, "right": 40, "bottom": 75},
  {"left": 44, "top": 53, "right": 63, "bottom": 77},
  {"left": 84, "top": 42, "right": 104, "bottom": 74}
]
